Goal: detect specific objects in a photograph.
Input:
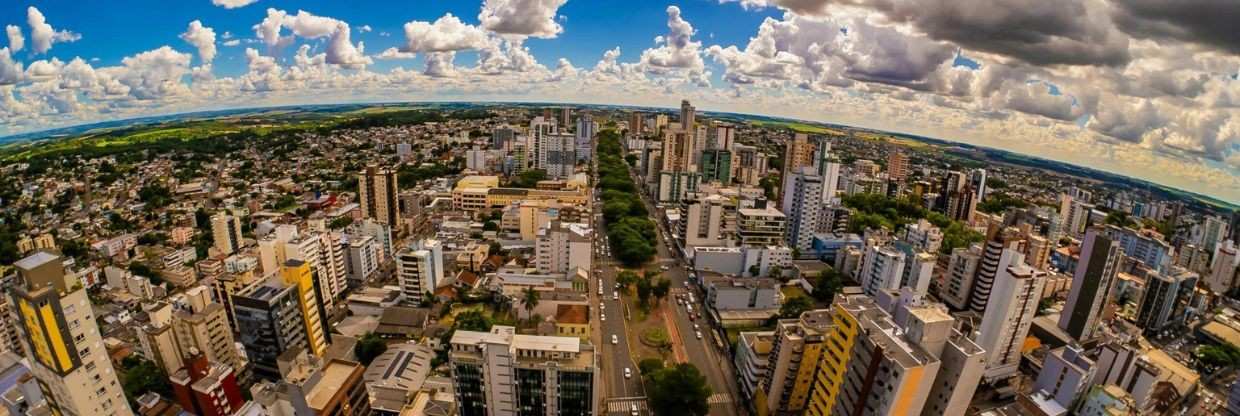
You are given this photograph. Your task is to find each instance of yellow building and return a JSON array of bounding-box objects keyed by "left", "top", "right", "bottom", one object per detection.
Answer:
[
  {"left": 281, "top": 259, "right": 329, "bottom": 357},
  {"left": 757, "top": 309, "right": 832, "bottom": 416},
  {"left": 554, "top": 304, "right": 590, "bottom": 341},
  {"left": 805, "top": 295, "right": 879, "bottom": 416}
]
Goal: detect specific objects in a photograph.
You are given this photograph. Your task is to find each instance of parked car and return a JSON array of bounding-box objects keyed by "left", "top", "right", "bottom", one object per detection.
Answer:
[{"left": 612, "top": 334, "right": 619, "bottom": 345}]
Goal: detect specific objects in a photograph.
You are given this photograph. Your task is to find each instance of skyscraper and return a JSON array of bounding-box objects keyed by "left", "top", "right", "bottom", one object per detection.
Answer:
[
  {"left": 779, "top": 133, "right": 816, "bottom": 208},
  {"left": 10, "top": 251, "right": 132, "bottom": 416},
  {"left": 232, "top": 260, "right": 330, "bottom": 380},
  {"left": 358, "top": 165, "right": 402, "bottom": 229},
  {"left": 1059, "top": 228, "right": 1122, "bottom": 341},
  {"left": 1134, "top": 267, "right": 1198, "bottom": 335},
  {"left": 211, "top": 212, "right": 242, "bottom": 256},
  {"left": 968, "top": 226, "right": 1025, "bottom": 313},
  {"left": 680, "top": 99, "right": 695, "bottom": 132},
  {"left": 628, "top": 111, "right": 644, "bottom": 136},
  {"left": 575, "top": 114, "right": 594, "bottom": 162},
  {"left": 759, "top": 310, "right": 832, "bottom": 415}
]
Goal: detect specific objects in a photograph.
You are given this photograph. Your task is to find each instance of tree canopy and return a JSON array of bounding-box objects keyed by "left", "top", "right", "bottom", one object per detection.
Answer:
[{"left": 646, "top": 363, "right": 713, "bottom": 416}]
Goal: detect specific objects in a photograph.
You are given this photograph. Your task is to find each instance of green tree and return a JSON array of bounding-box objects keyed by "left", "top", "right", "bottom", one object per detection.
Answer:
[
  {"left": 813, "top": 269, "right": 843, "bottom": 303},
  {"left": 748, "top": 264, "right": 761, "bottom": 277},
  {"left": 638, "top": 358, "right": 665, "bottom": 375},
  {"left": 508, "top": 170, "right": 548, "bottom": 188},
  {"left": 636, "top": 276, "right": 653, "bottom": 307},
  {"left": 483, "top": 221, "right": 499, "bottom": 231},
  {"left": 455, "top": 310, "right": 493, "bottom": 331},
  {"left": 120, "top": 356, "right": 171, "bottom": 405},
  {"left": 1105, "top": 211, "right": 1137, "bottom": 228},
  {"left": 778, "top": 296, "right": 813, "bottom": 320},
  {"left": 647, "top": 363, "right": 712, "bottom": 416},
  {"left": 328, "top": 216, "right": 354, "bottom": 229},
  {"left": 522, "top": 287, "right": 540, "bottom": 320},
  {"left": 617, "top": 270, "right": 639, "bottom": 291},
  {"left": 653, "top": 278, "right": 671, "bottom": 305},
  {"left": 355, "top": 333, "right": 388, "bottom": 365}
]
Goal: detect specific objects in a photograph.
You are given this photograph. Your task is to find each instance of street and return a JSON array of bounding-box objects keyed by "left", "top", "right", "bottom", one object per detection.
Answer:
[{"left": 589, "top": 148, "right": 742, "bottom": 416}]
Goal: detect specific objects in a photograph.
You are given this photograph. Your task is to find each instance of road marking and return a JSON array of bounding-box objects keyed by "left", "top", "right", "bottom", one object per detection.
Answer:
[
  {"left": 606, "top": 398, "right": 648, "bottom": 414},
  {"left": 708, "top": 393, "right": 732, "bottom": 405}
]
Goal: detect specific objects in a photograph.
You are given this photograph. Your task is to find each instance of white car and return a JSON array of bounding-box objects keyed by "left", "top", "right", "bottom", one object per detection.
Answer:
[
  {"left": 612, "top": 334, "right": 619, "bottom": 345},
  {"left": 600, "top": 302, "right": 605, "bottom": 311},
  {"left": 631, "top": 404, "right": 639, "bottom": 416},
  {"left": 613, "top": 291, "right": 619, "bottom": 300},
  {"left": 693, "top": 323, "right": 700, "bottom": 331},
  {"left": 624, "top": 367, "right": 632, "bottom": 379},
  {"left": 695, "top": 331, "right": 703, "bottom": 339},
  {"left": 601, "top": 314, "right": 606, "bottom": 322}
]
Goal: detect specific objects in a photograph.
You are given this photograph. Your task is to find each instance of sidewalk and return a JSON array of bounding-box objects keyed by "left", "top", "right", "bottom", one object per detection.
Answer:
[{"left": 661, "top": 303, "right": 689, "bottom": 364}]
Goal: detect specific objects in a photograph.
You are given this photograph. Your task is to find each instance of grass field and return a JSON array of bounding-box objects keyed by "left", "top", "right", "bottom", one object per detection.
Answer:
[{"left": 751, "top": 120, "right": 843, "bottom": 135}]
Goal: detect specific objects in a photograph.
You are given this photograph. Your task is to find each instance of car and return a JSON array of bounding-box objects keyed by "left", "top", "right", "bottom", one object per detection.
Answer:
[
  {"left": 612, "top": 334, "right": 619, "bottom": 345},
  {"left": 693, "top": 323, "right": 700, "bottom": 331},
  {"left": 686, "top": 305, "right": 693, "bottom": 313},
  {"left": 601, "top": 314, "right": 606, "bottom": 322},
  {"left": 613, "top": 291, "right": 619, "bottom": 300},
  {"left": 598, "top": 287, "right": 603, "bottom": 295},
  {"left": 624, "top": 367, "right": 632, "bottom": 378},
  {"left": 660, "top": 265, "right": 669, "bottom": 271},
  {"left": 600, "top": 302, "right": 605, "bottom": 310},
  {"left": 631, "top": 404, "right": 639, "bottom": 416},
  {"left": 695, "top": 331, "right": 703, "bottom": 339},
  {"left": 688, "top": 314, "right": 695, "bottom": 321}
]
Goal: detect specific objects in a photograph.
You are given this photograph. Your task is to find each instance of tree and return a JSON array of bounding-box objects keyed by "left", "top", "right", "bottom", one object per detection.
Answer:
[
  {"left": 647, "top": 363, "right": 712, "bottom": 416},
  {"left": 1105, "top": 211, "right": 1137, "bottom": 228},
  {"left": 455, "top": 310, "right": 493, "bottom": 331},
  {"left": 638, "top": 358, "right": 665, "bottom": 375},
  {"left": 768, "top": 265, "right": 785, "bottom": 280},
  {"left": 636, "top": 276, "right": 653, "bottom": 307},
  {"left": 522, "top": 287, "right": 540, "bottom": 320},
  {"left": 617, "top": 270, "right": 639, "bottom": 291},
  {"left": 778, "top": 296, "right": 813, "bottom": 320},
  {"left": 653, "top": 279, "right": 671, "bottom": 305},
  {"left": 355, "top": 333, "right": 388, "bottom": 365},
  {"left": 328, "top": 216, "right": 354, "bottom": 230},
  {"left": 813, "top": 269, "right": 843, "bottom": 303},
  {"left": 120, "top": 356, "right": 171, "bottom": 405},
  {"left": 128, "top": 262, "right": 154, "bottom": 277},
  {"left": 482, "top": 221, "right": 499, "bottom": 231},
  {"left": 137, "top": 232, "right": 168, "bottom": 246},
  {"left": 508, "top": 170, "right": 548, "bottom": 188},
  {"left": 748, "top": 264, "right": 761, "bottom": 277}
]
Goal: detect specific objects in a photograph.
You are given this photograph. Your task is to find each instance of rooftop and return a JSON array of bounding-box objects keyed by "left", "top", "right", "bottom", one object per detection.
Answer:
[{"left": 306, "top": 360, "right": 362, "bottom": 410}]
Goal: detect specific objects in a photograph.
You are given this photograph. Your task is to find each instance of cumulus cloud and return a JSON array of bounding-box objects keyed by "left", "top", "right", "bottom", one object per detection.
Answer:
[
  {"left": 251, "top": 9, "right": 372, "bottom": 68},
  {"left": 6, "top": 25, "right": 22, "bottom": 53},
  {"left": 478, "top": 0, "right": 568, "bottom": 39},
  {"left": 28, "top": 7, "right": 81, "bottom": 55},
  {"left": 222, "top": 39, "right": 241, "bottom": 47},
  {"left": 374, "top": 47, "right": 416, "bottom": 60},
  {"left": 212, "top": 0, "right": 260, "bottom": 9},
  {"left": 179, "top": 20, "right": 218, "bottom": 64},
  {"left": 0, "top": 48, "right": 22, "bottom": 85},
  {"left": 639, "top": 6, "right": 708, "bottom": 85},
  {"left": 108, "top": 46, "right": 193, "bottom": 100},
  {"left": 358, "top": 25, "right": 372, "bottom": 33},
  {"left": 424, "top": 51, "right": 457, "bottom": 77},
  {"left": 401, "top": 14, "right": 489, "bottom": 52}
]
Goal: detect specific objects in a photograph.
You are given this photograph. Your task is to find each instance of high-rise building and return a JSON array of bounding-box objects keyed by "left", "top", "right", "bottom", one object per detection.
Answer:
[
  {"left": 700, "top": 149, "right": 732, "bottom": 184},
  {"left": 358, "top": 165, "right": 402, "bottom": 229},
  {"left": 1059, "top": 194, "right": 1094, "bottom": 238},
  {"left": 968, "top": 226, "right": 1026, "bottom": 313},
  {"left": 575, "top": 114, "right": 594, "bottom": 162},
  {"left": 259, "top": 226, "right": 344, "bottom": 312},
  {"left": 170, "top": 350, "right": 244, "bottom": 416},
  {"left": 1135, "top": 267, "right": 1198, "bottom": 335},
  {"left": 758, "top": 310, "right": 831, "bottom": 415},
  {"left": 738, "top": 206, "right": 786, "bottom": 247},
  {"left": 969, "top": 169, "right": 987, "bottom": 202},
  {"left": 732, "top": 144, "right": 768, "bottom": 186},
  {"left": 1031, "top": 345, "right": 1096, "bottom": 412},
  {"left": 540, "top": 132, "right": 576, "bottom": 178},
  {"left": 679, "top": 193, "right": 732, "bottom": 249},
  {"left": 559, "top": 107, "right": 572, "bottom": 129},
  {"left": 859, "top": 245, "right": 906, "bottom": 296},
  {"left": 829, "top": 300, "right": 942, "bottom": 416},
  {"left": 396, "top": 239, "right": 444, "bottom": 305},
  {"left": 211, "top": 212, "right": 243, "bottom": 256},
  {"left": 535, "top": 221, "right": 592, "bottom": 275},
  {"left": 940, "top": 245, "right": 981, "bottom": 311},
  {"left": 736, "top": 331, "right": 775, "bottom": 404},
  {"left": 680, "top": 99, "right": 695, "bottom": 132},
  {"left": 450, "top": 326, "right": 596, "bottom": 416},
  {"left": 976, "top": 258, "right": 1046, "bottom": 382},
  {"left": 10, "top": 251, "right": 132, "bottom": 416},
  {"left": 804, "top": 296, "right": 880, "bottom": 416},
  {"left": 1209, "top": 239, "right": 1239, "bottom": 294},
  {"left": 171, "top": 286, "right": 242, "bottom": 373},
  {"left": 232, "top": 260, "right": 330, "bottom": 379},
  {"left": 902, "top": 219, "right": 943, "bottom": 254},
  {"left": 887, "top": 151, "right": 909, "bottom": 181},
  {"left": 779, "top": 134, "right": 816, "bottom": 208},
  {"left": 1059, "top": 229, "right": 1122, "bottom": 341},
  {"left": 1104, "top": 224, "right": 1173, "bottom": 273},
  {"left": 492, "top": 126, "right": 516, "bottom": 150},
  {"left": 1200, "top": 215, "right": 1231, "bottom": 254},
  {"left": 946, "top": 184, "right": 978, "bottom": 223},
  {"left": 782, "top": 167, "right": 825, "bottom": 253},
  {"left": 628, "top": 111, "right": 644, "bottom": 136}
]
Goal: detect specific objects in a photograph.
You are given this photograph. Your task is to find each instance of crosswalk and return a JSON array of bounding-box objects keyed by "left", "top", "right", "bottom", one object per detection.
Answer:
[
  {"left": 606, "top": 398, "right": 648, "bottom": 415},
  {"left": 708, "top": 393, "right": 733, "bottom": 405}
]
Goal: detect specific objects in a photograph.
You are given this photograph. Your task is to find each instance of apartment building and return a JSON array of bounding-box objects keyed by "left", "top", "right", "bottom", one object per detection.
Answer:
[{"left": 450, "top": 326, "right": 597, "bottom": 416}]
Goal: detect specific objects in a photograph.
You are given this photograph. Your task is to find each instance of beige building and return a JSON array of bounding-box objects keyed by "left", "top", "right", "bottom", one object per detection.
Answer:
[
  {"left": 359, "top": 165, "right": 403, "bottom": 229},
  {"left": 211, "top": 212, "right": 243, "bottom": 256}
]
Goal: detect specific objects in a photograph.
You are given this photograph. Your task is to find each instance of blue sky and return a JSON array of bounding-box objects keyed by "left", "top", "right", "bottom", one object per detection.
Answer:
[{"left": 0, "top": 0, "right": 1238, "bottom": 203}]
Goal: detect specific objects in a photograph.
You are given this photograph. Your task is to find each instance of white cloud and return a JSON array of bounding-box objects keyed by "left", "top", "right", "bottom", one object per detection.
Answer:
[
  {"left": 27, "top": 7, "right": 80, "bottom": 55},
  {"left": 251, "top": 9, "right": 372, "bottom": 68},
  {"left": 223, "top": 39, "right": 241, "bottom": 47},
  {"left": 424, "top": 51, "right": 457, "bottom": 77},
  {"left": 639, "top": 6, "right": 708, "bottom": 85},
  {"left": 179, "top": 20, "right": 218, "bottom": 64},
  {"left": 359, "top": 25, "right": 372, "bottom": 33},
  {"left": 401, "top": 14, "right": 489, "bottom": 52},
  {"left": 212, "top": 0, "right": 259, "bottom": 9},
  {"left": 478, "top": 0, "right": 568, "bottom": 39},
  {"left": 375, "top": 47, "right": 416, "bottom": 60},
  {"left": 108, "top": 46, "right": 193, "bottom": 100},
  {"left": 0, "top": 48, "right": 23, "bottom": 85},
  {"left": 6, "top": 25, "right": 22, "bottom": 53}
]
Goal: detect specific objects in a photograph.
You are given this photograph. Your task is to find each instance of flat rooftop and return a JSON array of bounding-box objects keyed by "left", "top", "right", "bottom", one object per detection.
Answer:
[{"left": 306, "top": 360, "right": 361, "bottom": 410}]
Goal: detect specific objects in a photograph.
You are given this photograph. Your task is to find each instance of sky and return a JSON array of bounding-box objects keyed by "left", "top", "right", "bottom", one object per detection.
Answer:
[{"left": 0, "top": 0, "right": 1239, "bottom": 203}]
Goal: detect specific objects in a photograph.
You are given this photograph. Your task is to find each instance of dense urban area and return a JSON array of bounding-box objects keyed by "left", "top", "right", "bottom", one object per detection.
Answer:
[{"left": 0, "top": 100, "right": 1237, "bottom": 416}]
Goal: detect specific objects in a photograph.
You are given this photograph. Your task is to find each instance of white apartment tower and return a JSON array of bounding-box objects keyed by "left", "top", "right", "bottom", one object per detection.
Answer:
[
  {"left": 782, "top": 167, "right": 825, "bottom": 253},
  {"left": 396, "top": 239, "right": 444, "bottom": 304},
  {"left": 535, "top": 221, "right": 593, "bottom": 275},
  {"left": 976, "top": 256, "right": 1046, "bottom": 383}
]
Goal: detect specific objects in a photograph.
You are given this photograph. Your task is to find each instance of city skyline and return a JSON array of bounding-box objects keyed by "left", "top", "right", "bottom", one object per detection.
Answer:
[{"left": 1, "top": 1, "right": 1239, "bottom": 202}]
